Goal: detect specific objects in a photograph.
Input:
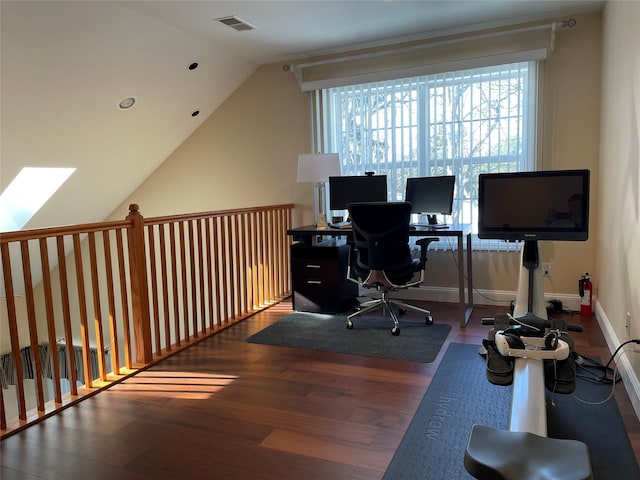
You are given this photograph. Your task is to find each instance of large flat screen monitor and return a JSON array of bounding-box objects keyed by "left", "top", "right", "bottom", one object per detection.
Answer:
[
  {"left": 329, "top": 174, "right": 388, "bottom": 210},
  {"left": 478, "top": 169, "right": 590, "bottom": 241},
  {"left": 405, "top": 175, "right": 456, "bottom": 225}
]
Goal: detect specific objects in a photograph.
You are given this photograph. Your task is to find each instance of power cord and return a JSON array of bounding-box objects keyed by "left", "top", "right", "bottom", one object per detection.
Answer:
[
  {"left": 599, "top": 339, "right": 640, "bottom": 380},
  {"left": 570, "top": 339, "right": 640, "bottom": 406},
  {"left": 576, "top": 353, "right": 621, "bottom": 384},
  {"left": 444, "top": 237, "right": 507, "bottom": 304}
]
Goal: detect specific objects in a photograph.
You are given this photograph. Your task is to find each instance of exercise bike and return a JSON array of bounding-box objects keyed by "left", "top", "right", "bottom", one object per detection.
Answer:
[{"left": 464, "top": 241, "right": 593, "bottom": 480}]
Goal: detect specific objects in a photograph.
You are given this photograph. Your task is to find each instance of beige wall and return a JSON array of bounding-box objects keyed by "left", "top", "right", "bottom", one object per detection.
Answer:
[
  {"left": 111, "top": 13, "right": 603, "bottom": 301},
  {"left": 367, "top": 12, "right": 602, "bottom": 301},
  {"left": 538, "top": 12, "right": 601, "bottom": 295},
  {"left": 423, "top": 12, "right": 604, "bottom": 299},
  {"left": 597, "top": 0, "right": 640, "bottom": 400},
  {"left": 109, "top": 64, "right": 311, "bottom": 223}
]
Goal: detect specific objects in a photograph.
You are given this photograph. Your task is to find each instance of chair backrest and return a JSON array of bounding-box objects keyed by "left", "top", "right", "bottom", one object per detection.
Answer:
[{"left": 347, "top": 201, "right": 414, "bottom": 286}]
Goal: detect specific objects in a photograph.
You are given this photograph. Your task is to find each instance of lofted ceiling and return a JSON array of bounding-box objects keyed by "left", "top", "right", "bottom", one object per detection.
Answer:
[{"left": 0, "top": 0, "right": 604, "bottom": 230}]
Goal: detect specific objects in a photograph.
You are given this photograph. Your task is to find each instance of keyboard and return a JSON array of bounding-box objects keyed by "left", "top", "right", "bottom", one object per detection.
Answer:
[
  {"left": 412, "top": 223, "right": 450, "bottom": 229},
  {"left": 328, "top": 221, "right": 351, "bottom": 229}
]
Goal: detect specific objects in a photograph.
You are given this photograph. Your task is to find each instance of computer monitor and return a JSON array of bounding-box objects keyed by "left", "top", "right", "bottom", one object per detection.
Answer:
[
  {"left": 329, "top": 174, "right": 388, "bottom": 211},
  {"left": 404, "top": 175, "right": 455, "bottom": 225},
  {"left": 478, "top": 169, "right": 590, "bottom": 241}
]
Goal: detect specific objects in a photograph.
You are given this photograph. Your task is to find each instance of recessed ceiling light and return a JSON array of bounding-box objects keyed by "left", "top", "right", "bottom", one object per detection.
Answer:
[
  {"left": 188, "top": 62, "right": 199, "bottom": 71},
  {"left": 118, "top": 97, "right": 136, "bottom": 109}
]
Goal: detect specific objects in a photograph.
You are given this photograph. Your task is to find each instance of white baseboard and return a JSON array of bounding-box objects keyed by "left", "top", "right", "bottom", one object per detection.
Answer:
[
  {"left": 594, "top": 300, "right": 640, "bottom": 423},
  {"left": 386, "top": 285, "right": 584, "bottom": 312}
]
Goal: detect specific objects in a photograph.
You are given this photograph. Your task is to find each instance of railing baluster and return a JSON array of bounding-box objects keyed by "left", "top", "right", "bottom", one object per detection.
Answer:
[
  {"left": 178, "top": 222, "right": 190, "bottom": 340},
  {"left": 20, "top": 240, "right": 46, "bottom": 412},
  {"left": 226, "top": 216, "right": 236, "bottom": 321},
  {"left": 267, "top": 210, "right": 275, "bottom": 301},
  {"left": 219, "top": 217, "right": 229, "bottom": 323},
  {"left": 213, "top": 217, "right": 223, "bottom": 327},
  {"left": 115, "top": 229, "right": 133, "bottom": 369},
  {"left": 197, "top": 219, "right": 206, "bottom": 334},
  {"left": 187, "top": 220, "right": 198, "bottom": 337},
  {"left": 73, "top": 233, "right": 93, "bottom": 388},
  {"left": 88, "top": 232, "right": 107, "bottom": 382},
  {"left": 158, "top": 224, "right": 171, "bottom": 351},
  {"left": 39, "top": 238, "right": 63, "bottom": 404},
  {"left": 253, "top": 213, "right": 261, "bottom": 307},
  {"left": 1, "top": 243, "right": 27, "bottom": 420},
  {"left": 234, "top": 214, "right": 244, "bottom": 316},
  {"left": 276, "top": 209, "right": 285, "bottom": 296},
  {"left": 56, "top": 236, "right": 78, "bottom": 393},
  {"left": 258, "top": 212, "right": 267, "bottom": 307},
  {"left": 205, "top": 219, "right": 215, "bottom": 330},
  {"left": 169, "top": 223, "right": 181, "bottom": 345},
  {"left": 102, "top": 231, "right": 120, "bottom": 375},
  {"left": 147, "top": 225, "right": 162, "bottom": 355},
  {"left": 147, "top": 225, "right": 161, "bottom": 355},
  {"left": 246, "top": 213, "right": 255, "bottom": 311}
]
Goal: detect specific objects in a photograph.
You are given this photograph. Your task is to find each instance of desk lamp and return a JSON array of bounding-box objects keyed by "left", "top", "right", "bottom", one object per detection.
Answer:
[{"left": 297, "top": 153, "right": 341, "bottom": 227}]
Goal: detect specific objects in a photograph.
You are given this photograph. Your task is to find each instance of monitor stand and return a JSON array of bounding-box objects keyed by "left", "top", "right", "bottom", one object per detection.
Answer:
[{"left": 418, "top": 214, "right": 448, "bottom": 229}]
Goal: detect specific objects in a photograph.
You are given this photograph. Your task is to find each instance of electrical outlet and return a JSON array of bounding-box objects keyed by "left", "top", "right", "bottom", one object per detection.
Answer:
[{"left": 542, "top": 263, "right": 551, "bottom": 277}]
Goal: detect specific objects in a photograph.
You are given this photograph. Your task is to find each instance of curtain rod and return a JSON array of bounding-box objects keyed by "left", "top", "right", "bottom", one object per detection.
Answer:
[{"left": 285, "top": 18, "right": 576, "bottom": 72}]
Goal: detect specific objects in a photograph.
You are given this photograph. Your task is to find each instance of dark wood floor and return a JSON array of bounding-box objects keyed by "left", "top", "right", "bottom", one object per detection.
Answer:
[{"left": 1, "top": 300, "right": 639, "bottom": 479}]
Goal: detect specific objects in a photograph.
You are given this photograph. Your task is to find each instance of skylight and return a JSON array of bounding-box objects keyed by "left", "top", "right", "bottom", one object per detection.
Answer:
[{"left": 0, "top": 167, "right": 75, "bottom": 232}]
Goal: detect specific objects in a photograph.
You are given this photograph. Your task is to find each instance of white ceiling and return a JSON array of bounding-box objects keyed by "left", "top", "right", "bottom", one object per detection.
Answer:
[{"left": 0, "top": 0, "right": 604, "bottom": 229}]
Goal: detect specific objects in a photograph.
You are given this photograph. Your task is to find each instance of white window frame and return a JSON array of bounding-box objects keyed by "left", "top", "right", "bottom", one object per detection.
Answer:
[{"left": 319, "top": 61, "right": 538, "bottom": 251}]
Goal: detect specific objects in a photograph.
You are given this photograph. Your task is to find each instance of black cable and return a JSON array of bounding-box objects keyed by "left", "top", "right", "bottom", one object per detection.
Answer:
[
  {"left": 576, "top": 354, "right": 620, "bottom": 384},
  {"left": 575, "top": 339, "right": 640, "bottom": 384},
  {"left": 600, "top": 339, "right": 640, "bottom": 380},
  {"left": 444, "top": 237, "right": 508, "bottom": 304}
]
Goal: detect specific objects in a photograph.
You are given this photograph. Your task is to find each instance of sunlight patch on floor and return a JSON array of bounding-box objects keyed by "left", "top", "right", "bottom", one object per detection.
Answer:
[{"left": 108, "top": 371, "right": 238, "bottom": 399}]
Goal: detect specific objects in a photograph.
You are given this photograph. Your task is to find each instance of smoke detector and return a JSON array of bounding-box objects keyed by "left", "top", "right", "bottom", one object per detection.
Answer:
[{"left": 215, "top": 16, "right": 256, "bottom": 32}]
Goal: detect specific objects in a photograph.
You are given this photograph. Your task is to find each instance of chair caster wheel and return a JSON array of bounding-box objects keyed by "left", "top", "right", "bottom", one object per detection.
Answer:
[
  {"left": 398, "top": 308, "right": 406, "bottom": 315},
  {"left": 346, "top": 320, "right": 354, "bottom": 329},
  {"left": 391, "top": 326, "right": 400, "bottom": 336},
  {"left": 426, "top": 315, "right": 433, "bottom": 325}
]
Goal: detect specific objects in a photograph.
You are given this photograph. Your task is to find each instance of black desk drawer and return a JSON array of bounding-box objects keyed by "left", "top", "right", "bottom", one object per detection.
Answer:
[
  {"left": 290, "top": 243, "right": 357, "bottom": 314},
  {"left": 292, "top": 259, "right": 339, "bottom": 282}
]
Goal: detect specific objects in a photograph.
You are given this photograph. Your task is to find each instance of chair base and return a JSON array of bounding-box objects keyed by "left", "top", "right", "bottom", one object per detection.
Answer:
[{"left": 347, "top": 291, "right": 433, "bottom": 335}]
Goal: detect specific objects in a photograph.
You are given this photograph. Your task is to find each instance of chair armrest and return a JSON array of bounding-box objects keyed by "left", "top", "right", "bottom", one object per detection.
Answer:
[{"left": 415, "top": 237, "right": 439, "bottom": 266}]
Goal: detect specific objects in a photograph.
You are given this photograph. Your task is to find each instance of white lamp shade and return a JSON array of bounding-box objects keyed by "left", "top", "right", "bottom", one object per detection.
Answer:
[{"left": 296, "top": 153, "right": 341, "bottom": 183}]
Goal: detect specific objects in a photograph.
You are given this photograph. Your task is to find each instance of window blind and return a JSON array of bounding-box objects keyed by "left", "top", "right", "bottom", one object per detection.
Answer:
[{"left": 319, "top": 61, "right": 537, "bottom": 251}]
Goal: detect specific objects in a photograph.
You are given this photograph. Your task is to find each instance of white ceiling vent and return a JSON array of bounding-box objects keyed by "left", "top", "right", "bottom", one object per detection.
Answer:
[{"left": 215, "top": 16, "right": 256, "bottom": 32}]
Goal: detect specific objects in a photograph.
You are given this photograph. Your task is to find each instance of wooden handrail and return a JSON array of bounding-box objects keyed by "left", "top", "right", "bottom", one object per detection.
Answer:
[{"left": 0, "top": 203, "right": 293, "bottom": 438}]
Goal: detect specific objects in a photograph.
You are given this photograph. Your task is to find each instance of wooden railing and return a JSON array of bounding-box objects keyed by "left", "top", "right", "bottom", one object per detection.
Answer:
[{"left": 0, "top": 203, "right": 293, "bottom": 438}]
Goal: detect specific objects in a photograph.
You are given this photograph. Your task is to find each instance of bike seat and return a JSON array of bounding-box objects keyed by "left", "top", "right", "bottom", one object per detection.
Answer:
[{"left": 464, "top": 424, "right": 592, "bottom": 480}]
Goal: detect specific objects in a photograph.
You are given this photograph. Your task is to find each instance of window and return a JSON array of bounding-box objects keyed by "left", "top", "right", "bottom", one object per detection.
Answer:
[
  {"left": 320, "top": 61, "right": 537, "bottom": 250},
  {"left": 0, "top": 167, "right": 75, "bottom": 232}
]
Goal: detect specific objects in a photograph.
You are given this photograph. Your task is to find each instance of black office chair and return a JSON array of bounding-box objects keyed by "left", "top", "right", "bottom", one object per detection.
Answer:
[{"left": 346, "top": 201, "right": 438, "bottom": 335}]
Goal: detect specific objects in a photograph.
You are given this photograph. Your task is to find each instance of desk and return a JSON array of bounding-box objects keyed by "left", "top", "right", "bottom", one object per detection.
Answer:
[{"left": 287, "top": 224, "right": 474, "bottom": 327}]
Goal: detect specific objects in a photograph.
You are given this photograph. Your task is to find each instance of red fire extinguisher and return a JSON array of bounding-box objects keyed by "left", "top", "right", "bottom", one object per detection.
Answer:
[{"left": 579, "top": 273, "right": 593, "bottom": 316}]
